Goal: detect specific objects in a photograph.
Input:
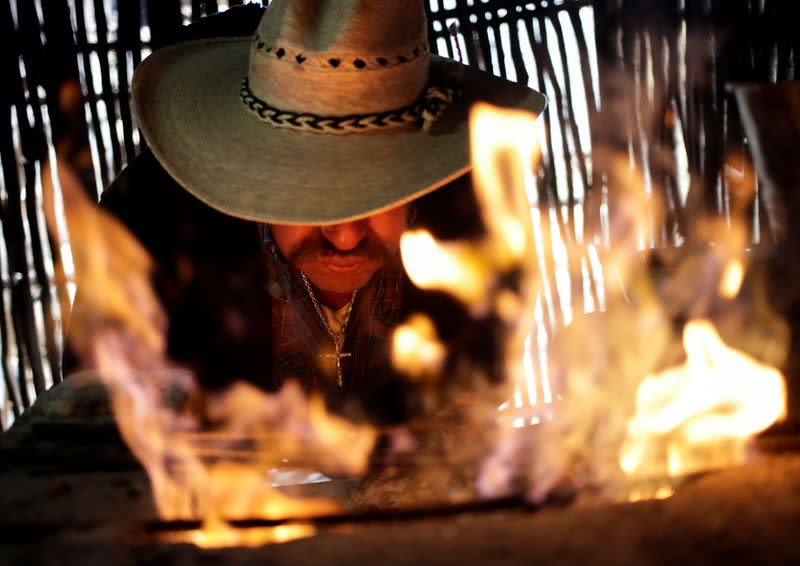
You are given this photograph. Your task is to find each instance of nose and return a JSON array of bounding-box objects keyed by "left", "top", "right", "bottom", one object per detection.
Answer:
[{"left": 320, "top": 221, "right": 367, "bottom": 251}]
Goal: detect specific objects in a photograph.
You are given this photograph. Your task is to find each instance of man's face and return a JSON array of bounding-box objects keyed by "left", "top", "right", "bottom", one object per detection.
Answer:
[{"left": 271, "top": 205, "right": 409, "bottom": 300}]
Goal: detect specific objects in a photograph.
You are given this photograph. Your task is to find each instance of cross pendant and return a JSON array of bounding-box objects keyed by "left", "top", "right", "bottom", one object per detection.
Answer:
[{"left": 321, "top": 338, "right": 351, "bottom": 387}]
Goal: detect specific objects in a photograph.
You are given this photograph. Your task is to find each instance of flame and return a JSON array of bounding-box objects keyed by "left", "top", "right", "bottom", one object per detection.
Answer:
[
  {"left": 400, "top": 101, "right": 539, "bottom": 325},
  {"left": 52, "top": 161, "right": 376, "bottom": 546},
  {"left": 469, "top": 103, "right": 540, "bottom": 267},
  {"left": 392, "top": 314, "right": 447, "bottom": 380},
  {"left": 117, "top": 378, "right": 374, "bottom": 524},
  {"left": 94, "top": 324, "right": 374, "bottom": 547},
  {"left": 719, "top": 259, "right": 745, "bottom": 298},
  {"left": 620, "top": 319, "right": 786, "bottom": 479},
  {"left": 400, "top": 231, "right": 490, "bottom": 307},
  {"left": 164, "top": 519, "right": 316, "bottom": 549},
  {"left": 400, "top": 103, "right": 539, "bottom": 317},
  {"left": 399, "top": 103, "right": 547, "bottom": 499},
  {"left": 452, "top": 102, "right": 789, "bottom": 505},
  {"left": 48, "top": 80, "right": 788, "bottom": 533}
]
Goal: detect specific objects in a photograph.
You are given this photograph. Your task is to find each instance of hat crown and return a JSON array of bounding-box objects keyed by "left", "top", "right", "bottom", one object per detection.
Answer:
[
  {"left": 259, "top": 0, "right": 427, "bottom": 55},
  {"left": 247, "top": 0, "right": 430, "bottom": 117}
]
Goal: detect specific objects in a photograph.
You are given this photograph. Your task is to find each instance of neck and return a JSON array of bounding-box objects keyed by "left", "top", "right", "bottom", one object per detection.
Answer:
[{"left": 316, "top": 289, "right": 354, "bottom": 310}]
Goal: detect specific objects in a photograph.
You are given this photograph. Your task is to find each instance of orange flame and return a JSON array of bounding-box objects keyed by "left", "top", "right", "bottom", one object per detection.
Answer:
[
  {"left": 446, "top": 102, "right": 789, "bottom": 505},
  {"left": 52, "top": 164, "right": 376, "bottom": 547},
  {"left": 399, "top": 103, "right": 539, "bottom": 381},
  {"left": 163, "top": 519, "right": 316, "bottom": 549},
  {"left": 400, "top": 231, "right": 490, "bottom": 307},
  {"left": 398, "top": 103, "right": 548, "bottom": 498},
  {"left": 719, "top": 259, "right": 745, "bottom": 298},
  {"left": 620, "top": 319, "right": 786, "bottom": 480},
  {"left": 392, "top": 314, "right": 447, "bottom": 380},
  {"left": 108, "top": 375, "right": 374, "bottom": 529}
]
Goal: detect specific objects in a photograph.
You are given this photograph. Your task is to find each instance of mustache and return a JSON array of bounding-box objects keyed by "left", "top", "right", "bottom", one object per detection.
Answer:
[{"left": 287, "top": 230, "right": 399, "bottom": 266}]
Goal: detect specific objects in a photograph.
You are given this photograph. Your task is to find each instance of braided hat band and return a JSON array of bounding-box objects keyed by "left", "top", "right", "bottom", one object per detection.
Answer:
[{"left": 240, "top": 77, "right": 462, "bottom": 134}]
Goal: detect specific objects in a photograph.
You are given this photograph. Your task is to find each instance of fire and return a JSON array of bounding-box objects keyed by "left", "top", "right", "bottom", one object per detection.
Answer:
[
  {"left": 392, "top": 314, "right": 447, "bottom": 380},
  {"left": 398, "top": 103, "right": 545, "bottom": 498},
  {"left": 54, "top": 86, "right": 788, "bottom": 545},
  {"left": 468, "top": 103, "right": 540, "bottom": 267},
  {"left": 399, "top": 101, "right": 538, "bottom": 355},
  {"left": 164, "top": 519, "right": 316, "bottom": 549},
  {"left": 97, "top": 359, "right": 374, "bottom": 548},
  {"left": 620, "top": 319, "right": 786, "bottom": 479},
  {"left": 720, "top": 259, "right": 745, "bottom": 298},
  {"left": 94, "top": 364, "right": 372, "bottom": 547},
  {"left": 400, "top": 103, "right": 539, "bottom": 315},
  {"left": 59, "top": 200, "right": 376, "bottom": 546},
  {"left": 399, "top": 101, "right": 789, "bottom": 505},
  {"left": 400, "top": 231, "right": 490, "bottom": 308}
]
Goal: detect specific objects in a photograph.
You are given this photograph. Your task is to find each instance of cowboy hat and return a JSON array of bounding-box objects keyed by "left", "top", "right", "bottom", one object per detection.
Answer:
[{"left": 132, "top": 0, "right": 546, "bottom": 225}]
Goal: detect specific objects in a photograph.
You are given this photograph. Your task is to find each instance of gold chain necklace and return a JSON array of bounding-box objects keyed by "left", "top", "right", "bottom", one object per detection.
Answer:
[{"left": 300, "top": 271, "right": 358, "bottom": 387}]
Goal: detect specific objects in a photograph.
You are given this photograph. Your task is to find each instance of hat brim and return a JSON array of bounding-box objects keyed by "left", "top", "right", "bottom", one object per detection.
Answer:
[{"left": 132, "top": 37, "right": 547, "bottom": 225}]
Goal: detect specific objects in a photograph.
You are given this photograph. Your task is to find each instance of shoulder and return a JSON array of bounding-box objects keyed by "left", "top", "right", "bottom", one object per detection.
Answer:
[
  {"left": 99, "top": 148, "right": 185, "bottom": 221},
  {"left": 99, "top": 148, "right": 260, "bottom": 260}
]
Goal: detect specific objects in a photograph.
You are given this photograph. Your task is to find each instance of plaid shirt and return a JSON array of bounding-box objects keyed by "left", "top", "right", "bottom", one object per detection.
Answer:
[{"left": 264, "top": 246, "right": 404, "bottom": 394}]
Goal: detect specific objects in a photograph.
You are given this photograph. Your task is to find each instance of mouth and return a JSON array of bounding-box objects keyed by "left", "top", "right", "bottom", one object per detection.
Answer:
[{"left": 318, "top": 256, "right": 372, "bottom": 273}]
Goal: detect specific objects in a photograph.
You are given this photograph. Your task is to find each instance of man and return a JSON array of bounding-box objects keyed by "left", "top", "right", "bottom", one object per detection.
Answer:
[{"left": 65, "top": 0, "right": 545, "bottom": 423}]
